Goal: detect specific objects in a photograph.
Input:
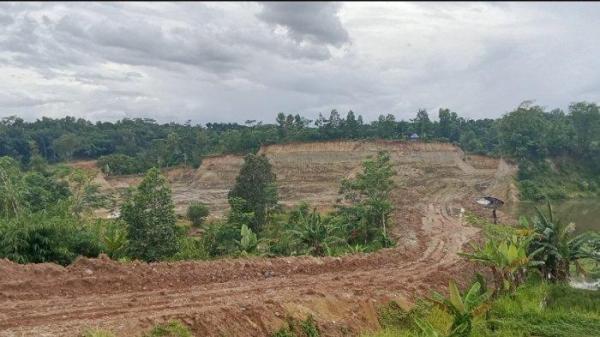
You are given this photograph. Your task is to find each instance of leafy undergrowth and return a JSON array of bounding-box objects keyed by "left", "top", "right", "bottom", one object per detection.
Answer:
[
  {"left": 364, "top": 280, "right": 600, "bottom": 337},
  {"left": 271, "top": 315, "right": 320, "bottom": 337},
  {"left": 81, "top": 320, "right": 192, "bottom": 337}
]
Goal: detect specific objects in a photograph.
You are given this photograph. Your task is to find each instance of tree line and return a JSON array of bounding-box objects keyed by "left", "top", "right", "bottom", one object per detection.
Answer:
[{"left": 2, "top": 101, "right": 600, "bottom": 200}]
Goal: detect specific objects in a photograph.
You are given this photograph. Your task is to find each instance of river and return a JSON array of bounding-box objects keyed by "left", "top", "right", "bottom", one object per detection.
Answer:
[{"left": 516, "top": 199, "right": 600, "bottom": 234}]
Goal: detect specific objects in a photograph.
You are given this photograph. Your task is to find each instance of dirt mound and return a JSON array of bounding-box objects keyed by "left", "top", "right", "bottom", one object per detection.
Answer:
[{"left": 0, "top": 141, "right": 516, "bottom": 337}]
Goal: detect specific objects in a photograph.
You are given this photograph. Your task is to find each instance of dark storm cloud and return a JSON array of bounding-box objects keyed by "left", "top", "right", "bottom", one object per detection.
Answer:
[{"left": 257, "top": 2, "right": 350, "bottom": 47}]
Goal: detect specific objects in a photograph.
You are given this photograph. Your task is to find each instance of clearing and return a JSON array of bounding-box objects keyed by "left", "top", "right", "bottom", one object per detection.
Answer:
[{"left": 0, "top": 140, "right": 516, "bottom": 337}]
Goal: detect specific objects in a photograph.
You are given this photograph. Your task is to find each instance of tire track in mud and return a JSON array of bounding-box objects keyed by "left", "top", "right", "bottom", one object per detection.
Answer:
[{"left": 0, "top": 153, "right": 513, "bottom": 337}]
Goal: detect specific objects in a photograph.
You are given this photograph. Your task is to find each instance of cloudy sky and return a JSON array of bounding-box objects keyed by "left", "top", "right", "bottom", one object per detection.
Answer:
[{"left": 1, "top": 2, "right": 600, "bottom": 124}]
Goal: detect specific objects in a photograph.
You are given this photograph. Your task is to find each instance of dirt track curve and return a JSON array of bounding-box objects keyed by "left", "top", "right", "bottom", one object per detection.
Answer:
[{"left": 0, "top": 141, "right": 516, "bottom": 337}]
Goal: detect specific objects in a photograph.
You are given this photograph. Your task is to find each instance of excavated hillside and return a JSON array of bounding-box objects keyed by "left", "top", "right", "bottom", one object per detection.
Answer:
[{"left": 0, "top": 140, "right": 517, "bottom": 337}]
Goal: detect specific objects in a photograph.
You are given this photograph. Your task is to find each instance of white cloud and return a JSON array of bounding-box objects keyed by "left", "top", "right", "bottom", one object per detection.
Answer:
[{"left": 0, "top": 2, "right": 599, "bottom": 123}]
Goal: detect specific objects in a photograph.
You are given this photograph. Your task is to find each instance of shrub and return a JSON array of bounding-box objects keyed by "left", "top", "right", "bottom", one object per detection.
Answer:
[
  {"left": 171, "top": 236, "right": 208, "bottom": 261},
  {"left": 201, "top": 221, "right": 241, "bottom": 257},
  {"left": 0, "top": 214, "right": 102, "bottom": 266},
  {"left": 186, "top": 202, "right": 209, "bottom": 226}
]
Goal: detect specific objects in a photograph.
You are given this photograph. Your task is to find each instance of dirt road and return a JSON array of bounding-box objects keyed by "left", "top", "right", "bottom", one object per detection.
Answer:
[{"left": 0, "top": 142, "right": 515, "bottom": 337}]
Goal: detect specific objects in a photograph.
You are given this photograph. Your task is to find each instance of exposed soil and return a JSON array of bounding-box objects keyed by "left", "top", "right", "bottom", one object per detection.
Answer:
[{"left": 0, "top": 141, "right": 516, "bottom": 337}]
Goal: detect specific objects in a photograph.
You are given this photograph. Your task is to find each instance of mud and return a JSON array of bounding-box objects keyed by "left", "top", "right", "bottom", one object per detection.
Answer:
[{"left": 0, "top": 141, "right": 516, "bottom": 337}]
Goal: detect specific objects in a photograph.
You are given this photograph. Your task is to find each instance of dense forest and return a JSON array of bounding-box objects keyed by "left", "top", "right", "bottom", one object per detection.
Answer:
[{"left": 1, "top": 101, "right": 600, "bottom": 200}]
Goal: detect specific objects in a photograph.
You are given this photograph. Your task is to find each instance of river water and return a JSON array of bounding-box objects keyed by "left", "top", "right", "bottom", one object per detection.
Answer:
[{"left": 516, "top": 199, "right": 600, "bottom": 234}]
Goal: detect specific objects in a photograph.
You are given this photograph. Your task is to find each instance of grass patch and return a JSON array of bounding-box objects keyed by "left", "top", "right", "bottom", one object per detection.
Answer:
[
  {"left": 271, "top": 315, "right": 320, "bottom": 337},
  {"left": 143, "top": 320, "right": 193, "bottom": 337},
  {"left": 363, "top": 281, "right": 600, "bottom": 337}
]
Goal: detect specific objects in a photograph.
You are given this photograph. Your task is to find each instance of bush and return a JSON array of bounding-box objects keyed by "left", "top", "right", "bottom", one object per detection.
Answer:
[
  {"left": 186, "top": 202, "right": 209, "bottom": 226},
  {"left": 201, "top": 221, "right": 241, "bottom": 257},
  {"left": 171, "top": 237, "right": 208, "bottom": 261},
  {"left": 0, "top": 212, "right": 102, "bottom": 265}
]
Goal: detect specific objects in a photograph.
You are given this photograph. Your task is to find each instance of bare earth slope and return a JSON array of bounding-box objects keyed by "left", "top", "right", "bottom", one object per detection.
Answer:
[{"left": 0, "top": 141, "right": 516, "bottom": 337}]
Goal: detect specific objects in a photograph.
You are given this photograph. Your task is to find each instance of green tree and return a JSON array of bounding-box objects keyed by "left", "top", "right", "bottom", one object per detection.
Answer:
[
  {"left": 374, "top": 114, "right": 397, "bottom": 139},
  {"left": 121, "top": 168, "right": 179, "bottom": 261},
  {"left": 498, "top": 103, "right": 550, "bottom": 160},
  {"left": 66, "top": 168, "right": 108, "bottom": 218},
  {"left": 339, "top": 151, "right": 396, "bottom": 243},
  {"left": 437, "top": 108, "right": 461, "bottom": 142},
  {"left": 53, "top": 133, "right": 80, "bottom": 161},
  {"left": 569, "top": 102, "right": 600, "bottom": 161},
  {"left": 228, "top": 154, "right": 277, "bottom": 232},
  {"left": 413, "top": 109, "right": 432, "bottom": 139}
]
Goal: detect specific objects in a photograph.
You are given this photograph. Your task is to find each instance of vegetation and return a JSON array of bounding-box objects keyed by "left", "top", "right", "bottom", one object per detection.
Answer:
[
  {"left": 0, "top": 156, "right": 106, "bottom": 265},
  {"left": 364, "top": 280, "right": 600, "bottom": 337},
  {"left": 429, "top": 280, "right": 492, "bottom": 337},
  {"left": 142, "top": 320, "right": 193, "bottom": 337},
  {"left": 200, "top": 152, "right": 396, "bottom": 259},
  {"left": 228, "top": 153, "right": 277, "bottom": 232},
  {"left": 2, "top": 101, "right": 600, "bottom": 201},
  {"left": 186, "top": 202, "right": 209, "bottom": 227},
  {"left": 271, "top": 315, "right": 320, "bottom": 337},
  {"left": 364, "top": 211, "right": 600, "bottom": 337},
  {"left": 0, "top": 147, "right": 398, "bottom": 265},
  {"left": 80, "top": 320, "right": 193, "bottom": 337},
  {"left": 121, "top": 168, "right": 179, "bottom": 262},
  {"left": 339, "top": 151, "right": 395, "bottom": 245},
  {"left": 522, "top": 203, "right": 600, "bottom": 281}
]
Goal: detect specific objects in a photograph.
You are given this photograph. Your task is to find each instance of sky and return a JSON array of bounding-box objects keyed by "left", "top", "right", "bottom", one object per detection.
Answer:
[{"left": 1, "top": 2, "right": 600, "bottom": 124}]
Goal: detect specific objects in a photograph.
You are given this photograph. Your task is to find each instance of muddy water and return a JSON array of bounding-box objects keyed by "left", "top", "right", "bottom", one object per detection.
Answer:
[{"left": 516, "top": 199, "right": 600, "bottom": 234}]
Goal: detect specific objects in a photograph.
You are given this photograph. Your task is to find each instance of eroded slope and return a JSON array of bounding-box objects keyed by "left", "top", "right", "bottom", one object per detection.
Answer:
[{"left": 0, "top": 141, "right": 516, "bottom": 337}]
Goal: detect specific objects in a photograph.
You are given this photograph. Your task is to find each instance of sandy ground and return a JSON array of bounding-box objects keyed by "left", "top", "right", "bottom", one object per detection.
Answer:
[{"left": 0, "top": 141, "right": 516, "bottom": 337}]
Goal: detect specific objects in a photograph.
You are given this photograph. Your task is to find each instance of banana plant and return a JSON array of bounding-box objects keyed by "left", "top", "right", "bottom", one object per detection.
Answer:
[
  {"left": 102, "top": 224, "right": 128, "bottom": 259},
  {"left": 237, "top": 224, "right": 258, "bottom": 255},
  {"left": 414, "top": 318, "right": 442, "bottom": 337},
  {"left": 430, "top": 280, "right": 492, "bottom": 337},
  {"left": 525, "top": 202, "right": 600, "bottom": 281},
  {"left": 287, "top": 208, "right": 343, "bottom": 256},
  {"left": 460, "top": 235, "right": 544, "bottom": 295}
]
